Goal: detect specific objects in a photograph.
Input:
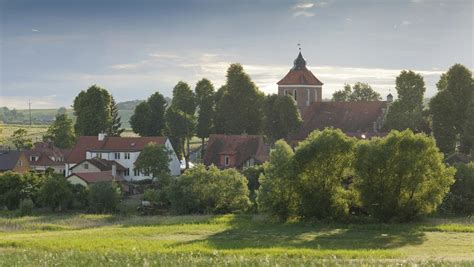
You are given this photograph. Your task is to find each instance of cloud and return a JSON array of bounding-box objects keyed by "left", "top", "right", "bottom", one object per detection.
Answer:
[
  {"left": 31, "top": 29, "right": 39, "bottom": 32},
  {"left": 0, "top": 95, "right": 60, "bottom": 109},
  {"left": 401, "top": 20, "right": 412, "bottom": 26},
  {"left": 294, "top": 3, "right": 314, "bottom": 9},
  {"left": 293, "top": 11, "right": 315, "bottom": 17},
  {"left": 292, "top": 1, "right": 329, "bottom": 17}
]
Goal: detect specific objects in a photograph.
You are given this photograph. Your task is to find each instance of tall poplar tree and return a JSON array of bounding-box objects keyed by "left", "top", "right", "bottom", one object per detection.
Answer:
[
  {"left": 107, "top": 96, "right": 124, "bottom": 136},
  {"left": 130, "top": 92, "right": 167, "bottom": 136},
  {"left": 194, "top": 78, "right": 215, "bottom": 153}
]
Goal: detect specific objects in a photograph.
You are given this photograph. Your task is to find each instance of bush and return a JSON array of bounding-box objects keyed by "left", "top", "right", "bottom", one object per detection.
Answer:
[
  {"left": 89, "top": 182, "right": 121, "bottom": 213},
  {"left": 355, "top": 130, "right": 455, "bottom": 222},
  {"left": 241, "top": 165, "right": 264, "bottom": 211},
  {"left": 70, "top": 184, "right": 89, "bottom": 209},
  {"left": 294, "top": 128, "right": 357, "bottom": 220},
  {"left": 18, "top": 198, "right": 34, "bottom": 216},
  {"left": 168, "top": 165, "right": 251, "bottom": 214},
  {"left": 39, "top": 175, "right": 73, "bottom": 211},
  {"left": 143, "top": 189, "right": 160, "bottom": 203},
  {"left": 0, "top": 171, "right": 44, "bottom": 210},
  {"left": 257, "top": 140, "right": 299, "bottom": 220},
  {"left": 440, "top": 163, "right": 474, "bottom": 215}
]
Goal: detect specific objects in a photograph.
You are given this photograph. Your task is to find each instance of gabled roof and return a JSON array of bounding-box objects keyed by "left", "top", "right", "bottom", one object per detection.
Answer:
[
  {"left": 292, "top": 101, "right": 388, "bottom": 141},
  {"left": 278, "top": 52, "right": 323, "bottom": 86},
  {"left": 66, "top": 136, "right": 167, "bottom": 163},
  {"left": 24, "top": 141, "right": 69, "bottom": 166},
  {"left": 71, "top": 158, "right": 126, "bottom": 171},
  {"left": 68, "top": 170, "right": 124, "bottom": 184},
  {"left": 203, "top": 135, "right": 269, "bottom": 168},
  {"left": 0, "top": 151, "right": 24, "bottom": 171}
]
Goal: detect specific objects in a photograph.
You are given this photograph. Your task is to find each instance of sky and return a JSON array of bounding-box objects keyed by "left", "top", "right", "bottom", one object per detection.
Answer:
[{"left": 0, "top": 0, "right": 472, "bottom": 109}]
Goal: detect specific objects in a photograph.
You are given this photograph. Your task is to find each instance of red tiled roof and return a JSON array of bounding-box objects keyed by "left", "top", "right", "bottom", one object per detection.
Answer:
[
  {"left": 24, "top": 141, "right": 69, "bottom": 167},
  {"left": 277, "top": 69, "right": 323, "bottom": 86},
  {"left": 66, "top": 136, "right": 167, "bottom": 163},
  {"left": 68, "top": 171, "right": 124, "bottom": 184},
  {"left": 203, "top": 134, "right": 269, "bottom": 168},
  {"left": 292, "top": 101, "right": 388, "bottom": 141},
  {"left": 71, "top": 158, "right": 126, "bottom": 171}
]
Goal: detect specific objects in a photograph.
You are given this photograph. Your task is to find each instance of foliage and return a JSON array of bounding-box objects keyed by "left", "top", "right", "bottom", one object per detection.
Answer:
[
  {"left": 241, "top": 164, "right": 264, "bottom": 211},
  {"left": 385, "top": 70, "right": 426, "bottom": 132},
  {"left": 461, "top": 93, "right": 474, "bottom": 155},
  {"left": 257, "top": 140, "right": 299, "bottom": 220},
  {"left": 168, "top": 165, "right": 250, "bottom": 214},
  {"left": 143, "top": 189, "right": 160, "bottom": 203},
  {"left": 73, "top": 85, "right": 112, "bottom": 136},
  {"left": 88, "top": 182, "right": 121, "bottom": 213},
  {"left": 171, "top": 81, "right": 196, "bottom": 116},
  {"left": 195, "top": 78, "right": 215, "bottom": 149},
  {"left": 39, "top": 175, "right": 73, "bottom": 211},
  {"left": 12, "top": 128, "right": 33, "bottom": 150},
  {"left": 0, "top": 171, "right": 44, "bottom": 210},
  {"left": 130, "top": 92, "right": 167, "bottom": 136},
  {"left": 70, "top": 184, "right": 89, "bottom": 209},
  {"left": 263, "top": 94, "right": 302, "bottom": 141},
  {"left": 165, "top": 107, "right": 195, "bottom": 167},
  {"left": 332, "top": 83, "right": 381, "bottom": 102},
  {"left": 440, "top": 163, "right": 474, "bottom": 215},
  {"left": 44, "top": 113, "right": 76, "bottom": 148},
  {"left": 215, "top": 64, "right": 265, "bottom": 134},
  {"left": 430, "top": 64, "right": 473, "bottom": 154},
  {"left": 134, "top": 143, "right": 171, "bottom": 185},
  {"left": 107, "top": 96, "right": 124, "bottom": 136},
  {"left": 18, "top": 198, "right": 34, "bottom": 216},
  {"left": 354, "top": 130, "right": 455, "bottom": 222},
  {"left": 294, "top": 128, "right": 356, "bottom": 219}
]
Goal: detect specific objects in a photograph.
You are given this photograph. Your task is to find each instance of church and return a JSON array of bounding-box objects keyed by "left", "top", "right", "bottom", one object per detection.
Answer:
[{"left": 277, "top": 51, "right": 392, "bottom": 142}]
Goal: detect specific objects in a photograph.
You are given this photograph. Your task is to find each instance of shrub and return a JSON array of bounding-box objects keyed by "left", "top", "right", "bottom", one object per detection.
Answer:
[
  {"left": 89, "top": 182, "right": 121, "bottom": 213},
  {"left": 168, "top": 165, "right": 250, "bottom": 214},
  {"left": 39, "top": 175, "right": 73, "bottom": 211},
  {"left": 143, "top": 189, "right": 160, "bottom": 203},
  {"left": 241, "top": 165, "right": 264, "bottom": 211},
  {"left": 0, "top": 171, "right": 44, "bottom": 210},
  {"left": 355, "top": 130, "right": 455, "bottom": 222},
  {"left": 70, "top": 184, "right": 89, "bottom": 209},
  {"left": 440, "top": 163, "right": 474, "bottom": 215},
  {"left": 294, "top": 128, "right": 357, "bottom": 220},
  {"left": 18, "top": 198, "right": 34, "bottom": 216},
  {"left": 257, "top": 140, "right": 299, "bottom": 220}
]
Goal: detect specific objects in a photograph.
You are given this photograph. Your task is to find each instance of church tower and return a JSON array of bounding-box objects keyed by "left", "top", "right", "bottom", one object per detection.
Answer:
[{"left": 277, "top": 51, "right": 323, "bottom": 114}]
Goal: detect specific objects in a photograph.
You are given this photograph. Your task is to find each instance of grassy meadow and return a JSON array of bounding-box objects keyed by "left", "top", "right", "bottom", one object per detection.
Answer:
[{"left": 0, "top": 213, "right": 473, "bottom": 266}]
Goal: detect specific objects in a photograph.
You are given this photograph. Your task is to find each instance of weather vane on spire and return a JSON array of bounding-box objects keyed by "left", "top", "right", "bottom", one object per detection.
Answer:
[{"left": 297, "top": 42, "right": 301, "bottom": 51}]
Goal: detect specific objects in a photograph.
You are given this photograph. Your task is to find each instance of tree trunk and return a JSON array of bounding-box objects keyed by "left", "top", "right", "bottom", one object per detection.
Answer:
[
  {"left": 201, "top": 138, "right": 205, "bottom": 160},
  {"left": 185, "top": 137, "right": 190, "bottom": 169}
]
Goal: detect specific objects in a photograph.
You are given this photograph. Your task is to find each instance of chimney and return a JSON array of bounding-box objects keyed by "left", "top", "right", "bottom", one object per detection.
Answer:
[{"left": 98, "top": 132, "right": 107, "bottom": 141}]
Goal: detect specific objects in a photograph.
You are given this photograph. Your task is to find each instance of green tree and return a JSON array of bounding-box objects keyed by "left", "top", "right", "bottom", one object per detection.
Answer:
[
  {"left": 429, "top": 90, "right": 457, "bottom": 154},
  {"left": 215, "top": 64, "right": 265, "bottom": 134},
  {"left": 354, "top": 130, "right": 455, "bottom": 222},
  {"left": 134, "top": 143, "right": 171, "bottom": 185},
  {"left": 39, "top": 175, "right": 73, "bottom": 211},
  {"left": 168, "top": 164, "right": 250, "bottom": 214},
  {"left": 386, "top": 71, "right": 426, "bottom": 131},
  {"left": 45, "top": 114, "right": 75, "bottom": 148},
  {"left": 88, "top": 182, "right": 120, "bottom": 213},
  {"left": 440, "top": 163, "right": 474, "bottom": 215},
  {"left": 130, "top": 92, "right": 167, "bottom": 136},
  {"left": 195, "top": 78, "right": 215, "bottom": 154},
  {"left": 73, "top": 85, "right": 112, "bottom": 136},
  {"left": 294, "top": 128, "right": 356, "bottom": 219},
  {"left": 171, "top": 81, "right": 196, "bottom": 116},
  {"left": 332, "top": 83, "right": 381, "bottom": 102},
  {"left": 430, "top": 64, "right": 473, "bottom": 154},
  {"left": 257, "top": 140, "right": 299, "bottom": 220},
  {"left": 165, "top": 107, "right": 195, "bottom": 168},
  {"left": 462, "top": 94, "right": 474, "bottom": 155},
  {"left": 107, "top": 96, "right": 124, "bottom": 136},
  {"left": 264, "top": 94, "right": 302, "bottom": 142},
  {"left": 0, "top": 172, "right": 44, "bottom": 210},
  {"left": 12, "top": 128, "right": 32, "bottom": 150},
  {"left": 130, "top": 102, "right": 152, "bottom": 136}
]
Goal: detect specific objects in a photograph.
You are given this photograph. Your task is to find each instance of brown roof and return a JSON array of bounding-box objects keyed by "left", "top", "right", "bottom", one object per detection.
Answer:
[
  {"left": 277, "top": 52, "right": 323, "bottom": 86},
  {"left": 66, "top": 136, "right": 167, "bottom": 163},
  {"left": 292, "top": 101, "right": 388, "bottom": 141},
  {"left": 71, "top": 158, "right": 126, "bottom": 171},
  {"left": 203, "top": 134, "right": 269, "bottom": 168},
  {"left": 68, "top": 171, "right": 124, "bottom": 184},
  {"left": 25, "top": 141, "right": 69, "bottom": 166}
]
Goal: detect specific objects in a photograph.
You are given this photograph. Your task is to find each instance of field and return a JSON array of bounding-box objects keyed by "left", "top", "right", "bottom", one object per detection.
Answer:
[
  {"left": 0, "top": 214, "right": 473, "bottom": 266},
  {"left": 1, "top": 124, "right": 49, "bottom": 147}
]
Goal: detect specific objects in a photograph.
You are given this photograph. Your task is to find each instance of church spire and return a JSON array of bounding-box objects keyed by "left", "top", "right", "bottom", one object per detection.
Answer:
[{"left": 293, "top": 51, "right": 307, "bottom": 70}]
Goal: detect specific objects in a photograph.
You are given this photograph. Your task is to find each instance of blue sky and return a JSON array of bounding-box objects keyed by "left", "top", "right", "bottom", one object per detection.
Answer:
[{"left": 0, "top": 0, "right": 472, "bottom": 108}]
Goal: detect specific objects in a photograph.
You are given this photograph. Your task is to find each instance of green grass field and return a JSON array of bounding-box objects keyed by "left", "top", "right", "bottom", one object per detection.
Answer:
[
  {"left": 1, "top": 124, "right": 49, "bottom": 147},
  {"left": 0, "top": 214, "right": 472, "bottom": 266}
]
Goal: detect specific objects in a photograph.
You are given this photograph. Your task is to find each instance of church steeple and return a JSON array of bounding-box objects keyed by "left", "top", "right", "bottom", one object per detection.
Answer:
[{"left": 293, "top": 52, "right": 307, "bottom": 70}]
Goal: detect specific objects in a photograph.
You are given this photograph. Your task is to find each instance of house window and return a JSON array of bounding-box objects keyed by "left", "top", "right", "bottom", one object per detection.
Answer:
[
  {"left": 84, "top": 163, "right": 89, "bottom": 170},
  {"left": 224, "top": 155, "right": 230, "bottom": 166},
  {"left": 97, "top": 153, "right": 102, "bottom": 159},
  {"left": 284, "top": 89, "right": 288, "bottom": 95},
  {"left": 30, "top": 156, "right": 37, "bottom": 162},
  {"left": 293, "top": 90, "right": 297, "bottom": 100},
  {"left": 124, "top": 168, "right": 130, "bottom": 176},
  {"left": 114, "top": 152, "right": 121, "bottom": 159},
  {"left": 134, "top": 169, "right": 140, "bottom": 176},
  {"left": 124, "top": 152, "right": 130, "bottom": 159}
]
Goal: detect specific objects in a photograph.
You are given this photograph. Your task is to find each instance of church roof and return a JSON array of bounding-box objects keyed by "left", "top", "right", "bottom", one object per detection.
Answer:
[
  {"left": 291, "top": 101, "right": 388, "bottom": 141},
  {"left": 278, "top": 52, "right": 323, "bottom": 86}
]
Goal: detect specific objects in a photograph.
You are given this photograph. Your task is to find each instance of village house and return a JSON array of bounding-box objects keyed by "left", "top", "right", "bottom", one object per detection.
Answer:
[
  {"left": 279, "top": 52, "right": 391, "bottom": 142},
  {"left": 203, "top": 134, "right": 269, "bottom": 169},
  {"left": 67, "top": 170, "right": 125, "bottom": 187},
  {"left": 0, "top": 150, "right": 30, "bottom": 173},
  {"left": 24, "top": 141, "right": 70, "bottom": 175},
  {"left": 65, "top": 133, "right": 181, "bottom": 181}
]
